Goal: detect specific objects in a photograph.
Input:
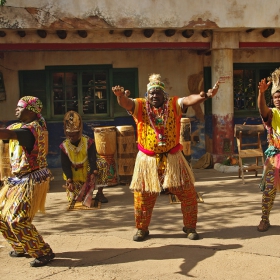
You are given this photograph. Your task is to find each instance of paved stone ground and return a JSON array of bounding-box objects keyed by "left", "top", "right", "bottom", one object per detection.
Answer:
[{"left": 1, "top": 168, "right": 280, "bottom": 280}]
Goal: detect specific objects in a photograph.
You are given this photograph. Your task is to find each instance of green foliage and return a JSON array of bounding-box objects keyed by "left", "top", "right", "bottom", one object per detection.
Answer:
[{"left": 0, "top": 0, "right": 7, "bottom": 6}]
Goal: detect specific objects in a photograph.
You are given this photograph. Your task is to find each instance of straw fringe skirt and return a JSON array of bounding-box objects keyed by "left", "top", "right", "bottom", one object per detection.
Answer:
[{"left": 130, "top": 151, "right": 195, "bottom": 193}]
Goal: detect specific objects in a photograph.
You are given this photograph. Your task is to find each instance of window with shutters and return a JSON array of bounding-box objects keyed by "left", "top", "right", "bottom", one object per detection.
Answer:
[
  {"left": 19, "top": 66, "right": 138, "bottom": 120},
  {"left": 204, "top": 63, "right": 280, "bottom": 117},
  {"left": 233, "top": 63, "right": 280, "bottom": 116}
]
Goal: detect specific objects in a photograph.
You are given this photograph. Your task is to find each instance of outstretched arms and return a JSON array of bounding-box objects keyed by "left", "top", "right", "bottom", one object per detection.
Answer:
[
  {"left": 112, "top": 86, "right": 135, "bottom": 112},
  {"left": 112, "top": 80, "right": 220, "bottom": 113},
  {"left": 181, "top": 81, "right": 220, "bottom": 110},
  {"left": 0, "top": 129, "right": 17, "bottom": 140}
]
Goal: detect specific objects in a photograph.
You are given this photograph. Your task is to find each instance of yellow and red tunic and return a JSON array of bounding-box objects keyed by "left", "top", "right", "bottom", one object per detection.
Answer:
[
  {"left": 8, "top": 121, "right": 47, "bottom": 176},
  {"left": 261, "top": 108, "right": 280, "bottom": 192},
  {"left": 0, "top": 120, "right": 51, "bottom": 222},
  {"left": 267, "top": 108, "right": 280, "bottom": 149},
  {"left": 60, "top": 135, "right": 91, "bottom": 183},
  {"left": 130, "top": 97, "right": 195, "bottom": 193},
  {"left": 134, "top": 97, "right": 182, "bottom": 153}
]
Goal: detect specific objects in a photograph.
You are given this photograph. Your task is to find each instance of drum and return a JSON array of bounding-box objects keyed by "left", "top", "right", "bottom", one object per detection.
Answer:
[
  {"left": 0, "top": 140, "right": 11, "bottom": 180},
  {"left": 93, "top": 126, "right": 117, "bottom": 156},
  {"left": 116, "top": 125, "right": 137, "bottom": 176},
  {"left": 94, "top": 126, "right": 118, "bottom": 186},
  {"left": 179, "top": 118, "right": 191, "bottom": 165}
]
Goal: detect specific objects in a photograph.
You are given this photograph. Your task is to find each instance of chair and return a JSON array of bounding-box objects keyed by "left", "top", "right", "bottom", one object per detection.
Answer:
[{"left": 234, "top": 124, "right": 265, "bottom": 184}]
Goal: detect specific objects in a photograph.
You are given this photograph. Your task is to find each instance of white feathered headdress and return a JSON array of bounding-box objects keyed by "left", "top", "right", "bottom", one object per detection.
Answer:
[
  {"left": 147, "top": 74, "right": 165, "bottom": 92},
  {"left": 271, "top": 68, "right": 280, "bottom": 95}
]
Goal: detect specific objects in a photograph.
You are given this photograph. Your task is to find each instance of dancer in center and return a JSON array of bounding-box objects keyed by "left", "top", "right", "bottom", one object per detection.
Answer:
[{"left": 112, "top": 73, "right": 220, "bottom": 241}]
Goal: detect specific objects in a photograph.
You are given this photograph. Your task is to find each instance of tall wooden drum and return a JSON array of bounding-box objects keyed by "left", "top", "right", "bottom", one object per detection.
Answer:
[
  {"left": 116, "top": 125, "right": 138, "bottom": 176},
  {"left": 0, "top": 140, "right": 11, "bottom": 180},
  {"left": 179, "top": 118, "right": 191, "bottom": 166},
  {"left": 93, "top": 126, "right": 117, "bottom": 156},
  {"left": 93, "top": 126, "right": 118, "bottom": 186}
]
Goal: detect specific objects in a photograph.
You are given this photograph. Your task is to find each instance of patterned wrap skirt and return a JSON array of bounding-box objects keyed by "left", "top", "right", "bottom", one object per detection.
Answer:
[{"left": 0, "top": 168, "right": 52, "bottom": 222}]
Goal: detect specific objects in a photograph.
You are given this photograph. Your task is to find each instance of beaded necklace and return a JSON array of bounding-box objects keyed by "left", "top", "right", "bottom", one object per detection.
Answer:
[
  {"left": 66, "top": 138, "right": 84, "bottom": 153},
  {"left": 146, "top": 99, "right": 169, "bottom": 146},
  {"left": 64, "top": 138, "right": 88, "bottom": 170}
]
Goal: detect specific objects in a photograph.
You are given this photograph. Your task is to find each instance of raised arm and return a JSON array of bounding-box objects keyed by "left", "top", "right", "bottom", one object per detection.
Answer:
[
  {"left": 112, "top": 85, "right": 135, "bottom": 112},
  {"left": 258, "top": 78, "right": 271, "bottom": 120},
  {"left": 0, "top": 129, "right": 17, "bottom": 140},
  {"left": 182, "top": 80, "right": 220, "bottom": 109}
]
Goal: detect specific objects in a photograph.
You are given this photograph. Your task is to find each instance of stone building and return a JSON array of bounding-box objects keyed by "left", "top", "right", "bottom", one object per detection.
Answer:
[{"left": 0, "top": 0, "right": 279, "bottom": 167}]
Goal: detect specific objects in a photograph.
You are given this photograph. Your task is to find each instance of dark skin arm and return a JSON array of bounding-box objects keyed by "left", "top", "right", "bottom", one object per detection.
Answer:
[
  {"left": 61, "top": 150, "right": 72, "bottom": 180},
  {"left": 181, "top": 83, "right": 219, "bottom": 111},
  {"left": 258, "top": 78, "right": 271, "bottom": 120},
  {"left": 0, "top": 129, "right": 18, "bottom": 140},
  {"left": 0, "top": 107, "right": 39, "bottom": 141},
  {"left": 112, "top": 86, "right": 135, "bottom": 111},
  {"left": 112, "top": 81, "right": 220, "bottom": 112}
]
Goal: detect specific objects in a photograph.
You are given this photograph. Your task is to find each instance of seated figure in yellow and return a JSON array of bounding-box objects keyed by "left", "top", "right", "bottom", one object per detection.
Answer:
[{"left": 59, "top": 111, "right": 108, "bottom": 206}]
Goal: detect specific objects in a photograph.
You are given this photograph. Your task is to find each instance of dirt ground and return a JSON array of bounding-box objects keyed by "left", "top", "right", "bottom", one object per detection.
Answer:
[{"left": 1, "top": 168, "right": 280, "bottom": 280}]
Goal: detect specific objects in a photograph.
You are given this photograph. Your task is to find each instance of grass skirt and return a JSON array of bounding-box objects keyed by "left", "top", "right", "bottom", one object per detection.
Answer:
[{"left": 130, "top": 151, "right": 195, "bottom": 193}]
